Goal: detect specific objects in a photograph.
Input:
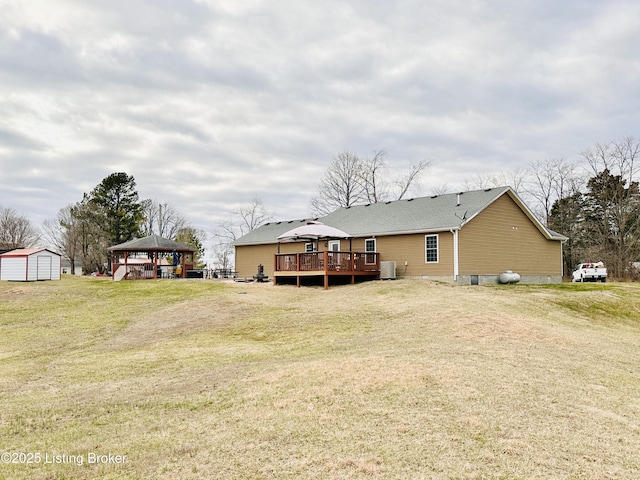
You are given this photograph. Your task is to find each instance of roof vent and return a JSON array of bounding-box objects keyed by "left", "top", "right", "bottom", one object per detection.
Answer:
[
  {"left": 431, "top": 195, "right": 438, "bottom": 198},
  {"left": 385, "top": 201, "right": 392, "bottom": 204},
  {"left": 484, "top": 188, "right": 493, "bottom": 192},
  {"left": 407, "top": 198, "right": 414, "bottom": 202}
]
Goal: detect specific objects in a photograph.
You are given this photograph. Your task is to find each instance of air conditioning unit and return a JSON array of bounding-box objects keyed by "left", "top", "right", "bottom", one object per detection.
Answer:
[{"left": 380, "top": 261, "right": 397, "bottom": 280}]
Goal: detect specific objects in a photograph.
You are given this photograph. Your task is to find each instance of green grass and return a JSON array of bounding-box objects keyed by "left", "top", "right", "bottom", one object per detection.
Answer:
[
  {"left": 1, "top": 276, "right": 640, "bottom": 479},
  {"left": 506, "top": 282, "right": 640, "bottom": 326}
]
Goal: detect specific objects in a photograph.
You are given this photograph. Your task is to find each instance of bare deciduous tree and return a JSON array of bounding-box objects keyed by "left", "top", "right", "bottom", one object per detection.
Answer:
[
  {"left": 311, "top": 151, "right": 367, "bottom": 216},
  {"left": 611, "top": 136, "right": 640, "bottom": 184},
  {"left": 583, "top": 136, "right": 640, "bottom": 186},
  {"left": 211, "top": 242, "right": 234, "bottom": 272},
  {"left": 310, "top": 150, "right": 430, "bottom": 215},
  {"left": 211, "top": 199, "right": 273, "bottom": 270},
  {"left": 464, "top": 168, "right": 527, "bottom": 193},
  {"left": 140, "top": 200, "right": 189, "bottom": 239},
  {"left": 42, "top": 205, "right": 82, "bottom": 274},
  {"left": 0, "top": 205, "right": 40, "bottom": 249},
  {"left": 526, "top": 158, "right": 584, "bottom": 226},
  {"left": 431, "top": 184, "right": 452, "bottom": 195},
  {"left": 361, "top": 150, "right": 390, "bottom": 203},
  {"left": 237, "top": 198, "right": 274, "bottom": 235},
  {"left": 394, "top": 160, "right": 430, "bottom": 200}
]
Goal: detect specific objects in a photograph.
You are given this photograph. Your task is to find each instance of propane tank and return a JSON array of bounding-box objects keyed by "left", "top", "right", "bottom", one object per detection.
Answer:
[{"left": 499, "top": 270, "right": 521, "bottom": 284}]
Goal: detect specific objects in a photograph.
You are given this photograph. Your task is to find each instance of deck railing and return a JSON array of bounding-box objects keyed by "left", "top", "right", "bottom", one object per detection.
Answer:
[
  {"left": 112, "top": 263, "right": 194, "bottom": 279},
  {"left": 275, "top": 251, "right": 379, "bottom": 273}
]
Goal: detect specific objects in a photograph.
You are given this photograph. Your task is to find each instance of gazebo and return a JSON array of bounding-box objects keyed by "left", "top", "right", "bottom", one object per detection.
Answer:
[{"left": 107, "top": 235, "right": 196, "bottom": 281}]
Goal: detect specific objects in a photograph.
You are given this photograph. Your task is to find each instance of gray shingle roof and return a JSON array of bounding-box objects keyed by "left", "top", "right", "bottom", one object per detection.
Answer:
[
  {"left": 108, "top": 234, "right": 196, "bottom": 251},
  {"left": 320, "top": 187, "right": 509, "bottom": 236},
  {"left": 234, "top": 187, "right": 566, "bottom": 246},
  {"left": 233, "top": 218, "right": 322, "bottom": 246}
]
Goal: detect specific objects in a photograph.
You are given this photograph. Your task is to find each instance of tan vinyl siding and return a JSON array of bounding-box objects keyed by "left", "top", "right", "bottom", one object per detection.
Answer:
[
  {"left": 235, "top": 242, "right": 306, "bottom": 277},
  {"left": 350, "top": 232, "right": 454, "bottom": 277},
  {"left": 458, "top": 194, "right": 562, "bottom": 276}
]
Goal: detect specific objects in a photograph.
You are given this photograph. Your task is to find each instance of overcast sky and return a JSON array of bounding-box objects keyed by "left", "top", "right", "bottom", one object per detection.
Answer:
[{"left": 1, "top": 0, "right": 639, "bottom": 241}]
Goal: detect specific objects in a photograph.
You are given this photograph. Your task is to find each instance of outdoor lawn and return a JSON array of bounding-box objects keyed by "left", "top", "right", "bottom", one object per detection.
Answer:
[{"left": 1, "top": 276, "right": 639, "bottom": 479}]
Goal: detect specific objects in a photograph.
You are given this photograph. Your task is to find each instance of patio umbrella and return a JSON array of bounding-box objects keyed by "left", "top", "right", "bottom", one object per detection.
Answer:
[{"left": 277, "top": 222, "right": 351, "bottom": 241}]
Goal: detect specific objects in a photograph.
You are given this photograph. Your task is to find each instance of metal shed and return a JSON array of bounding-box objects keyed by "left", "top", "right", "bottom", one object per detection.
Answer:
[{"left": 0, "top": 248, "right": 62, "bottom": 281}]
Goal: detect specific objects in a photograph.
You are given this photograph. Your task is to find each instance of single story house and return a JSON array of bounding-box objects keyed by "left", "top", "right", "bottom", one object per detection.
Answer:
[
  {"left": 0, "top": 248, "right": 62, "bottom": 282},
  {"left": 233, "top": 187, "right": 567, "bottom": 286}
]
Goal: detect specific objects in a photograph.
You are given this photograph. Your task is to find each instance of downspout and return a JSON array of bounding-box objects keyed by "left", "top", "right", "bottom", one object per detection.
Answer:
[
  {"left": 450, "top": 228, "right": 459, "bottom": 281},
  {"left": 560, "top": 237, "right": 568, "bottom": 279}
]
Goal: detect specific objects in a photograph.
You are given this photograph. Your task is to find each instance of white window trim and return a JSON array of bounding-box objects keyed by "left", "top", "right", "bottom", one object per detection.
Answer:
[
  {"left": 365, "top": 238, "right": 376, "bottom": 265},
  {"left": 365, "top": 238, "right": 376, "bottom": 253},
  {"left": 305, "top": 242, "right": 315, "bottom": 253},
  {"left": 425, "top": 234, "right": 439, "bottom": 264},
  {"left": 328, "top": 240, "right": 340, "bottom": 252}
]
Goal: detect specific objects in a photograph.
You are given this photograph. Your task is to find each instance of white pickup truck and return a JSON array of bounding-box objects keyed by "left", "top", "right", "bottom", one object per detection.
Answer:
[{"left": 572, "top": 262, "right": 608, "bottom": 283}]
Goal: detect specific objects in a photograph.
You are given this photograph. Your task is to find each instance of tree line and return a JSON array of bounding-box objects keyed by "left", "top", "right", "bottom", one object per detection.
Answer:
[
  {"left": 0, "top": 205, "right": 41, "bottom": 251},
  {"left": 296, "top": 139, "right": 640, "bottom": 280},
  {"left": 547, "top": 138, "right": 640, "bottom": 279},
  {"left": 41, "top": 172, "right": 205, "bottom": 274},
  {"left": 3, "top": 138, "right": 640, "bottom": 279}
]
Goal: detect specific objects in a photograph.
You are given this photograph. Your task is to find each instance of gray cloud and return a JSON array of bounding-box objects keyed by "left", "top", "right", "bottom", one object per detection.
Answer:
[{"left": 1, "top": 0, "right": 639, "bottom": 248}]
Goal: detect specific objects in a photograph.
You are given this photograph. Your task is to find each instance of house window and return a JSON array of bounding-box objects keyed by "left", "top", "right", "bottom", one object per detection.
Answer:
[
  {"left": 328, "top": 240, "right": 340, "bottom": 252},
  {"left": 365, "top": 238, "right": 376, "bottom": 253},
  {"left": 425, "top": 234, "right": 438, "bottom": 263},
  {"left": 365, "top": 238, "right": 376, "bottom": 265},
  {"left": 305, "top": 243, "right": 315, "bottom": 252}
]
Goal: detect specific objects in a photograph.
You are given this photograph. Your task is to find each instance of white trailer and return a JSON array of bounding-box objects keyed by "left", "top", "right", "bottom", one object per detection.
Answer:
[{"left": 0, "top": 248, "right": 61, "bottom": 281}]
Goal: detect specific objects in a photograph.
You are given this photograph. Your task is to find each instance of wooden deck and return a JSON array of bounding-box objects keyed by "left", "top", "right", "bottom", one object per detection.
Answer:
[{"left": 274, "top": 251, "right": 379, "bottom": 289}]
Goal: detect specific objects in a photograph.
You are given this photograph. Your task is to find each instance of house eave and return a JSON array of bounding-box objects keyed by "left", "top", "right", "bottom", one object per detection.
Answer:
[
  {"left": 234, "top": 227, "right": 460, "bottom": 247},
  {"left": 349, "top": 227, "right": 459, "bottom": 238}
]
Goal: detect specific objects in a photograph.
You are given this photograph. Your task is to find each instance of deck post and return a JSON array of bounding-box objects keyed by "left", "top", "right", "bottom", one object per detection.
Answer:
[
  {"left": 273, "top": 253, "right": 277, "bottom": 286},
  {"left": 154, "top": 251, "right": 158, "bottom": 279},
  {"left": 323, "top": 251, "right": 329, "bottom": 289}
]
